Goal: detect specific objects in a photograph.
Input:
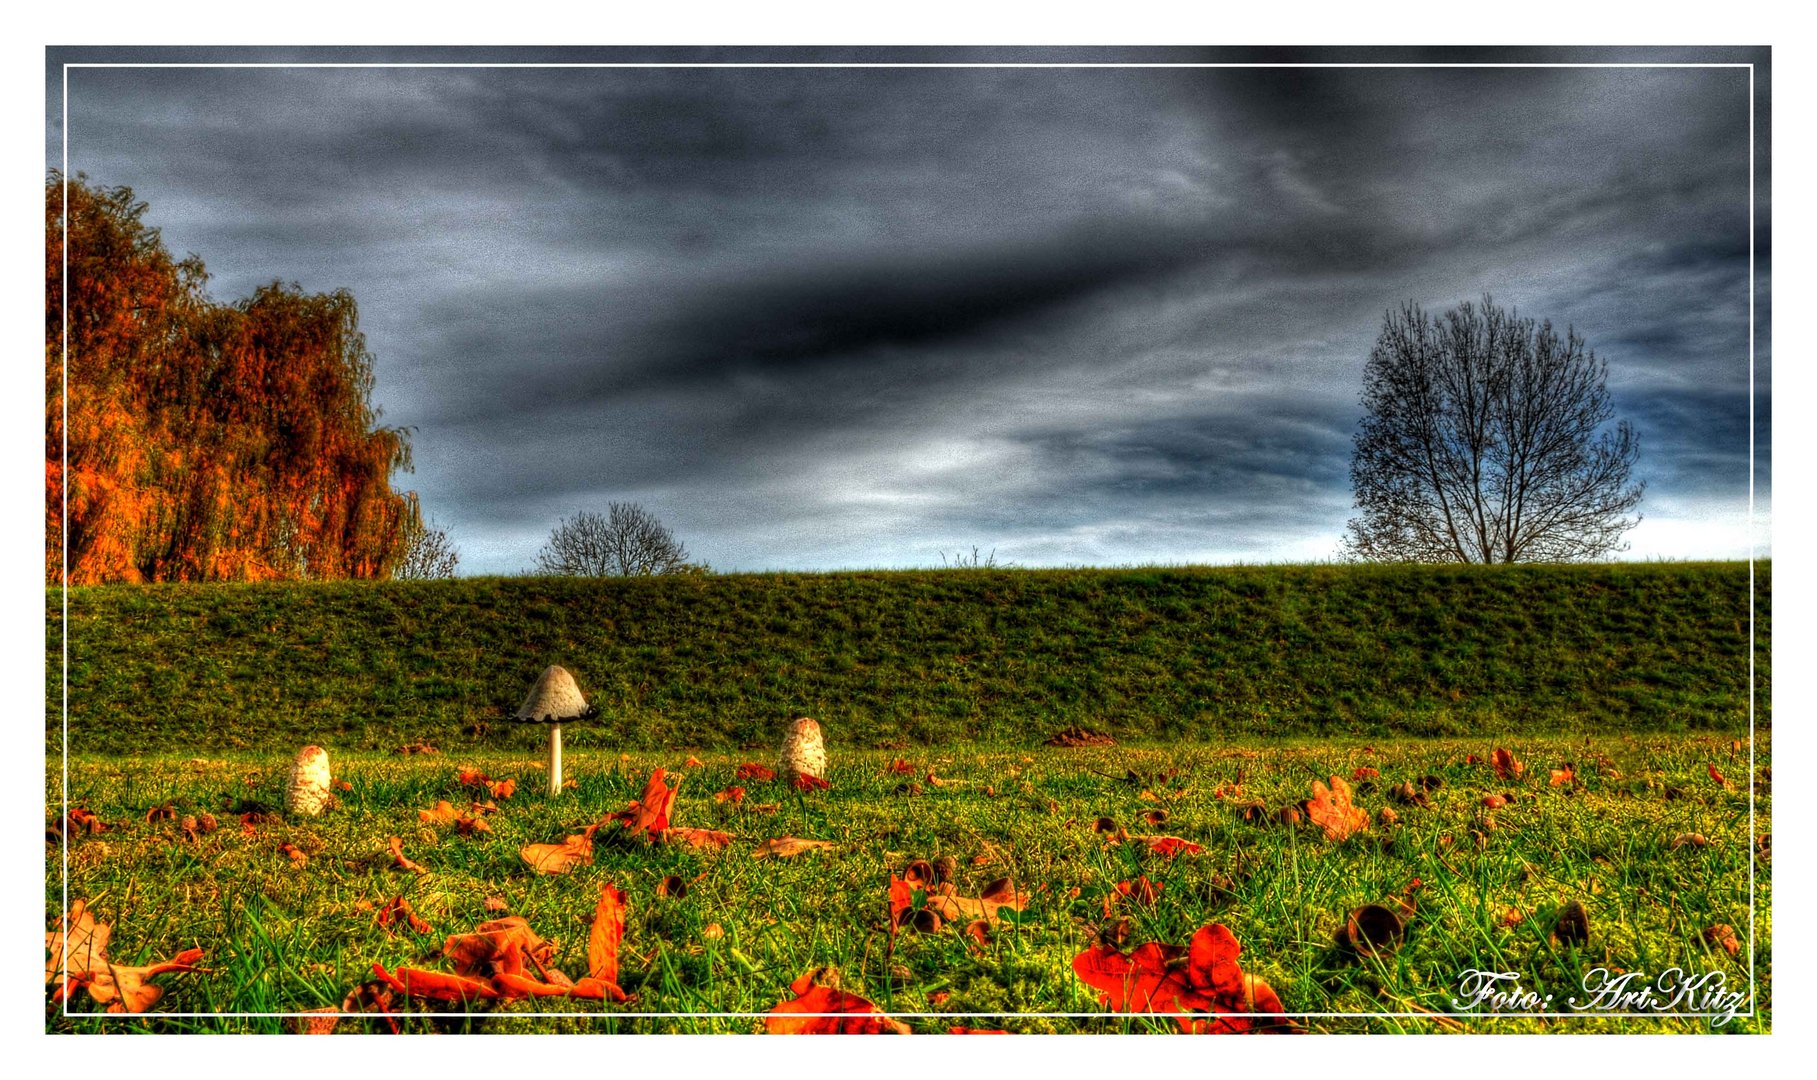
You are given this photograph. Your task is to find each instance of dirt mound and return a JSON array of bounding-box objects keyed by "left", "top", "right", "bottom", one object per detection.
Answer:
[{"left": 1044, "top": 727, "right": 1116, "bottom": 748}]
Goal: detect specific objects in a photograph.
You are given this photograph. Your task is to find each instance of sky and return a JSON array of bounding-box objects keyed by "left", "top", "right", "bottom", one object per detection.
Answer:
[{"left": 46, "top": 47, "right": 1772, "bottom": 575}]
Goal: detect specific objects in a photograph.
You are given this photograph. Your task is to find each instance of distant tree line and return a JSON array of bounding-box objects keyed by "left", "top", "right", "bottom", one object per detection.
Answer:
[{"left": 46, "top": 173, "right": 437, "bottom": 584}]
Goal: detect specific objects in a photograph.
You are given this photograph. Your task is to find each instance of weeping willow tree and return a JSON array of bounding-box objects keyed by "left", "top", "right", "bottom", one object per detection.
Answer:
[{"left": 46, "top": 173, "right": 422, "bottom": 583}]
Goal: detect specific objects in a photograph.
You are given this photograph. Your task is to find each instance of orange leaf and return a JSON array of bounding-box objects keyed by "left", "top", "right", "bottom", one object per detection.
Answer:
[
  {"left": 373, "top": 963, "right": 499, "bottom": 1002},
  {"left": 1702, "top": 924, "right": 1741, "bottom": 957},
  {"left": 1482, "top": 794, "right": 1509, "bottom": 808},
  {"left": 665, "top": 827, "right": 733, "bottom": 851},
  {"left": 736, "top": 763, "right": 776, "bottom": 782},
  {"left": 519, "top": 833, "right": 593, "bottom": 874},
  {"left": 1491, "top": 748, "right": 1525, "bottom": 781},
  {"left": 885, "top": 758, "right": 916, "bottom": 775},
  {"left": 1073, "top": 924, "right": 1292, "bottom": 1034},
  {"left": 792, "top": 773, "right": 832, "bottom": 792},
  {"left": 1708, "top": 764, "right": 1729, "bottom": 786},
  {"left": 457, "top": 767, "right": 489, "bottom": 786},
  {"left": 1352, "top": 767, "right": 1379, "bottom": 781},
  {"left": 766, "top": 976, "right": 910, "bottom": 1034},
  {"left": 376, "top": 896, "right": 433, "bottom": 936},
  {"left": 1549, "top": 765, "right": 1577, "bottom": 787},
  {"left": 1305, "top": 776, "right": 1370, "bottom": 842},
  {"left": 617, "top": 768, "right": 680, "bottom": 836},
  {"left": 1147, "top": 836, "right": 1204, "bottom": 857},
  {"left": 387, "top": 836, "right": 427, "bottom": 873},
  {"left": 684, "top": 756, "right": 706, "bottom": 767},
  {"left": 488, "top": 778, "right": 516, "bottom": 800},
  {"left": 419, "top": 800, "right": 463, "bottom": 825},
  {"left": 714, "top": 785, "right": 747, "bottom": 804},
  {"left": 588, "top": 884, "right": 626, "bottom": 985}
]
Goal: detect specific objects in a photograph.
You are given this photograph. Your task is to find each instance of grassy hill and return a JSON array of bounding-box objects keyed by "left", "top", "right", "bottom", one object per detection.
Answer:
[{"left": 49, "top": 561, "right": 1767, "bottom": 753}]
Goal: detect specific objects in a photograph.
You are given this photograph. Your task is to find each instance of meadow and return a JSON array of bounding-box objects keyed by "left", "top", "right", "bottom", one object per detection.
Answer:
[
  {"left": 54, "top": 561, "right": 1764, "bottom": 752},
  {"left": 47, "top": 735, "right": 1768, "bottom": 1033}
]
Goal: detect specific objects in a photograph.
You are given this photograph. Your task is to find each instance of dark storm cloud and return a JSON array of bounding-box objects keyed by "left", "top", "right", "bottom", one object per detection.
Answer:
[{"left": 49, "top": 50, "right": 1769, "bottom": 572}]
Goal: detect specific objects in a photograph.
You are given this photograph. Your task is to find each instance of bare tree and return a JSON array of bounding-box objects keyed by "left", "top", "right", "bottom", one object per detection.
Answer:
[
  {"left": 535, "top": 503, "right": 692, "bottom": 577},
  {"left": 1342, "top": 297, "right": 1643, "bottom": 563},
  {"left": 395, "top": 515, "right": 461, "bottom": 579}
]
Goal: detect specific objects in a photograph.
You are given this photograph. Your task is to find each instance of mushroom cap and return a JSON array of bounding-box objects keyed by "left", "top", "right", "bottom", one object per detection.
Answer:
[{"left": 513, "top": 664, "right": 592, "bottom": 723}]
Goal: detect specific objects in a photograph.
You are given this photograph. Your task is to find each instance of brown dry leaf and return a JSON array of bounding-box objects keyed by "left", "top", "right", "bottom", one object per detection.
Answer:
[
  {"left": 588, "top": 884, "right": 627, "bottom": 989},
  {"left": 520, "top": 833, "right": 594, "bottom": 874},
  {"left": 488, "top": 778, "right": 517, "bottom": 800},
  {"left": 1482, "top": 794, "right": 1509, "bottom": 809},
  {"left": 753, "top": 837, "right": 836, "bottom": 858},
  {"left": 924, "top": 876, "right": 1029, "bottom": 927},
  {"left": 1306, "top": 775, "right": 1370, "bottom": 841},
  {"left": 1702, "top": 924, "right": 1741, "bottom": 957},
  {"left": 714, "top": 785, "right": 746, "bottom": 804},
  {"left": 1492, "top": 748, "right": 1525, "bottom": 781},
  {"left": 1549, "top": 764, "right": 1577, "bottom": 787},
  {"left": 665, "top": 827, "right": 734, "bottom": 852},
  {"left": 484, "top": 896, "right": 509, "bottom": 913},
  {"left": 387, "top": 836, "right": 428, "bottom": 874},
  {"left": 419, "top": 800, "right": 464, "bottom": 825},
  {"left": 765, "top": 969, "right": 911, "bottom": 1034},
  {"left": 289, "top": 1007, "right": 339, "bottom": 1034},
  {"left": 47, "top": 900, "right": 207, "bottom": 1013},
  {"left": 279, "top": 842, "right": 309, "bottom": 867},
  {"left": 376, "top": 896, "right": 433, "bottom": 936}
]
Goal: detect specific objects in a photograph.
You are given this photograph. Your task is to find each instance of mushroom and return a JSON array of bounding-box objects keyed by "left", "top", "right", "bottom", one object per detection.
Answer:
[
  {"left": 513, "top": 665, "right": 597, "bottom": 795},
  {"left": 777, "top": 717, "right": 827, "bottom": 781},
  {"left": 284, "top": 745, "right": 332, "bottom": 817}
]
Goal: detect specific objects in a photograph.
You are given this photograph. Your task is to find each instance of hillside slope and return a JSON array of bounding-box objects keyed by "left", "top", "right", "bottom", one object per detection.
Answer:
[{"left": 50, "top": 562, "right": 1767, "bottom": 752}]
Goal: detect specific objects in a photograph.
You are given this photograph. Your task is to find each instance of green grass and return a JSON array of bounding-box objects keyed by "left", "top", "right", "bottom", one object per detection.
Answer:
[
  {"left": 51, "top": 561, "right": 1767, "bottom": 752},
  {"left": 46, "top": 734, "right": 1769, "bottom": 1033}
]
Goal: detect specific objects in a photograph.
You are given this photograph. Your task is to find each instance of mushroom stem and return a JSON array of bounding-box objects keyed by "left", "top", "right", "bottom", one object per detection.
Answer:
[{"left": 547, "top": 723, "right": 563, "bottom": 796}]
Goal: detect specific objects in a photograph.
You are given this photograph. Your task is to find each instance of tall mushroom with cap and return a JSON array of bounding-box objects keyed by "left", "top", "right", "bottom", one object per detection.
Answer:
[{"left": 513, "top": 665, "right": 597, "bottom": 795}]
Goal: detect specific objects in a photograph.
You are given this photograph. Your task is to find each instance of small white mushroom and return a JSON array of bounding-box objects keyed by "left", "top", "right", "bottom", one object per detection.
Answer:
[
  {"left": 284, "top": 745, "right": 332, "bottom": 817},
  {"left": 514, "top": 665, "right": 594, "bottom": 795},
  {"left": 777, "top": 717, "right": 827, "bottom": 781}
]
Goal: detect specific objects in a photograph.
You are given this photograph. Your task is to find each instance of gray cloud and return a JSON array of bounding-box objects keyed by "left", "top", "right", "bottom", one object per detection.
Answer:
[{"left": 49, "top": 50, "right": 1770, "bottom": 572}]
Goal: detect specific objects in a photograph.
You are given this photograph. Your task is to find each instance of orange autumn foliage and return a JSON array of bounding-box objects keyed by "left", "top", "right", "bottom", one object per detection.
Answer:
[
  {"left": 765, "top": 971, "right": 911, "bottom": 1034},
  {"left": 47, "top": 174, "right": 420, "bottom": 584},
  {"left": 1072, "top": 924, "right": 1295, "bottom": 1034},
  {"left": 1306, "top": 776, "right": 1370, "bottom": 841}
]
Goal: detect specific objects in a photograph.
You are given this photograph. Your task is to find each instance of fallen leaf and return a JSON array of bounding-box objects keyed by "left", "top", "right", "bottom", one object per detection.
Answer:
[
  {"left": 487, "top": 778, "right": 516, "bottom": 800},
  {"left": 922, "top": 876, "right": 1029, "bottom": 927},
  {"left": 1702, "top": 924, "right": 1741, "bottom": 957},
  {"left": 373, "top": 963, "right": 499, "bottom": 1002},
  {"left": 1072, "top": 923, "right": 1294, "bottom": 1033},
  {"left": 1306, "top": 776, "right": 1370, "bottom": 841},
  {"left": 714, "top": 785, "right": 747, "bottom": 804},
  {"left": 290, "top": 1007, "right": 339, "bottom": 1034},
  {"left": 1708, "top": 764, "right": 1730, "bottom": 787},
  {"left": 657, "top": 875, "right": 687, "bottom": 899},
  {"left": 665, "top": 827, "right": 734, "bottom": 851},
  {"left": 376, "top": 896, "right": 433, "bottom": 936},
  {"left": 484, "top": 896, "right": 509, "bottom": 913},
  {"left": 885, "top": 758, "right": 916, "bottom": 775},
  {"left": 613, "top": 768, "right": 681, "bottom": 837},
  {"left": 703, "top": 923, "right": 724, "bottom": 939},
  {"left": 1482, "top": 794, "right": 1509, "bottom": 809},
  {"left": 736, "top": 763, "right": 776, "bottom": 782},
  {"left": 333, "top": 780, "right": 352, "bottom": 793},
  {"left": 766, "top": 970, "right": 910, "bottom": 1034},
  {"left": 1103, "top": 877, "right": 1164, "bottom": 917},
  {"left": 753, "top": 837, "right": 836, "bottom": 858},
  {"left": 47, "top": 900, "right": 207, "bottom": 1013},
  {"left": 145, "top": 804, "right": 175, "bottom": 824},
  {"left": 419, "top": 800, "right": 464, "bottom": 825},
  {"left": 1147, "top": 836, "right": 1204, "bottom": 857},
  {"left": 792, "top": 773, "right": 833, "bottom": 792},
  {"left": 388, "top": 836, "right": 428, "bottom": 874},
  {"left": 684, "top": 756, "right": 705, "bottom": 767},
  {"left": 279, "top": 842, "right": 308, "bottom": 867},
  {"left": 1352, "top": 767, "right": 1379, "bottom": 781},
  {"left": 1549, "top": 764, "right": 1577, "bottom": 787},
  {"left": 588, "top": 884, "right": 626, "bottom": 988},
  {"left": 1491, "top": 748, "right": 1525, "bottom": 781},
  {"left": 1498, "top": 908, "right": 1525, "bottom": 928},
  {"left": 520, "top": 833, "right": 594, "bottom": 874},
  {"left": 1670, "top": 832, "right": 1710, "bottom": 849}
]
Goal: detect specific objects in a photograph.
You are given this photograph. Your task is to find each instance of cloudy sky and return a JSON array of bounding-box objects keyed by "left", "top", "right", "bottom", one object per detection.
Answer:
[{"left": 47, "top": 47, "right": 1771, "bottom": 574}]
